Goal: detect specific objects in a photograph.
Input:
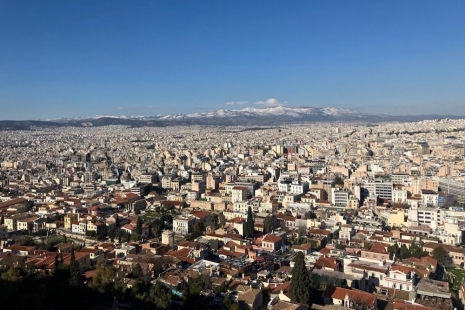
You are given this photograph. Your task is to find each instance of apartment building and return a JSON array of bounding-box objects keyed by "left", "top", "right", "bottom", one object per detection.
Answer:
[
  {"left": 421, "top": 190, "right": 439, "bottom": 206},
  {"left": 392, "top": 187, "right": 408, "bottom": 204},
  {"left": 231, "top": 186, "right": 247, "bottom": 203},
  {"left": 331, "top": 188, "right": 350, "bottom": 206},
  {"left": 438, "top": 177, "right": 465, "bottom": 204},
  {"left": 173, "top": 215, "right": 196, "bottom": 235},
  {"left": 364, "top": 180, "right": 393, "bottom": 200}
]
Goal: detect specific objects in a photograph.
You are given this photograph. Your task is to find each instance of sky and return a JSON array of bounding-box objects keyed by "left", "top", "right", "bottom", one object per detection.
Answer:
[{"left": 1, "top": 1, "right": 465, "bottom": 120}]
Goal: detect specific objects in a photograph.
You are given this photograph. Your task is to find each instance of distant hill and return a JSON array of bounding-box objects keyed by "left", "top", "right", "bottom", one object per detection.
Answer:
[{"left": 1, "top": 106, "right": 464, "bottom": 130}]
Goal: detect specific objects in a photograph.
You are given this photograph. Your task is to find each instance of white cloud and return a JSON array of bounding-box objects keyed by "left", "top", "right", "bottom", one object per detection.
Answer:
[
  {"left": 117, "top": 106, "right": 125, "bottom": 110},
  {"left": 225, "top": 101, "right": 248, "bottom": 105},
  {"left": 254, "top": 98, "right": 286, "bottom": 106}
]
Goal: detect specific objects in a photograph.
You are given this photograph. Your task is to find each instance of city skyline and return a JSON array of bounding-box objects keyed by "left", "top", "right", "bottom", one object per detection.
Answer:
[{"left": 1, "top": 0, "right": 465, "bottom": 120}]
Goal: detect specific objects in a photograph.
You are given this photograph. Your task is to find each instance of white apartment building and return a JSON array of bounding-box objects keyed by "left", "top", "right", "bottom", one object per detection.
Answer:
[
  {"left": 173, "top": 216, "right": 195, "bottom": 235},
  {"left": 364, "top": 180, "right": 393, "bottom": 200},
  {"left": 231, "top": 186, "right": 247, "bottom": 203},
  {"left": 138, "top": 173, "right": 155, "bottom": 184},
  {"left": 409, "top": 206, "right": 441, "bottom": 230},
  {"left": 331, "top": 188, "right": 350, "bottom": 206},
  {"left": 392, "top": 188, "right": 408, "bottom": 204},
  {"left": 161, "top": 175, "right": 172, "bottom": 189},
  {"left": 233, "top": 201, "right": 248, "bottom": 213},
  {"left": 421, "top": 190, "right": 439, "bottom": 206},
  {"left": 289, "top": 181, "right": 309, "bottom": 195},
  {"left": 391, "top": 173, "right": 411, "bottom": 185},
  {"left": 384, "top": 267, "right": 414, "bottom": 291}
]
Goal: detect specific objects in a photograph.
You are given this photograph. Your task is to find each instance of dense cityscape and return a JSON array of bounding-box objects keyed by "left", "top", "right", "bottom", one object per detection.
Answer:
[{"left": 0, "top": 118, "right": 465, "bottom": 309}]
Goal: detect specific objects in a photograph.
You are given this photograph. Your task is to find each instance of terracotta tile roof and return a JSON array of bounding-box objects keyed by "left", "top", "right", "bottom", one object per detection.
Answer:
[
  {"left": 369, "top": 241, "right": 388, "bottom": 254},
  {"left": 393, "top": 301, "right": 437, "bottom": 310},
  {"left": 326, "top": 287, "right": 376, "bottom": 305},
  {"left": 262, "top": 234, "right": 283, "bottom": 243},
  {"left": 315, "top": 256, "right": 339, "bottom": 270}
]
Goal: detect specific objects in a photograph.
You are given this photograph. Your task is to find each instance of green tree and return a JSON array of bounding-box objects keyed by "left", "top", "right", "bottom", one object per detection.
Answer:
[
  {"left": 108, "top": 227, "right": 116, "bottom": 242},
  {"left": 149, "top": 282, "right": 172, "bottom": 309},
  {"left": 68, "top": 246, "right": 82, "bottom": 288},
  {"left": 264, "top": 215, "right": 277, "bottom": 234},
  {"left": 331, "top": 175, "right": 344, "bottom": 187},
  {"left": 193, "top": 221, "right": 205, "bottom": 234},
  {"left": 131, "top": 263, "right": 144, "bottom": 280},
  {"left": 209, "top": 213, "right": 219, "bottom": 230},
  {"left": 244, "top": 206, "right": 254, "bottom": 238},
  {"left": 218, "top": 212, "right": 226, "bottom": 227},
  {"left": 54, "top": 254, "right": 59, "bottom": 274},
  {"left": 89, "top": 259, "right": 117, "bottom": 293},
  {"left": 399, "top": 244, "right": 409, "bottom": 259},
  {"left": 136, "top": 217, "right": 143, "bottom": 236},
  {"left": 114, "top": 214, "right": 120, "bottom": 228},
  {"left": 432, "top": 246, "right": 453, "bottom": 268},
  {"left": 289, "top": 252, "right": 312, "bottom": 305}
]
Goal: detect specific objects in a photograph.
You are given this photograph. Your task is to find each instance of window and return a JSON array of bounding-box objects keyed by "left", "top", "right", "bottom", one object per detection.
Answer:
[{"left": 374, "top": 254, "right": 377, "bottom": 259}]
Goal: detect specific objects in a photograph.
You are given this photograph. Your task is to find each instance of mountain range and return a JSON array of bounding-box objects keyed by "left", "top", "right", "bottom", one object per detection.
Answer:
[{"left": 1, "top": 106, "right": 463, "bottom": 130}]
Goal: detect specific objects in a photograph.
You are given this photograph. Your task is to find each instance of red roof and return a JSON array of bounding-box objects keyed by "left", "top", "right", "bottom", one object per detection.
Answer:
[
  {"left": 189, "top": 210, "right": 210, "bottom": 219},
  {"left": 326, "top": 287, "right": 376, "bottom": 305},
  {"left": 262, "top": 234, "right": 282, "bottom": 243}
]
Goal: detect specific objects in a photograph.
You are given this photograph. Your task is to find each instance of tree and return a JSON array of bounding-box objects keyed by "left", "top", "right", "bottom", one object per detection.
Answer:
[
  {"left": 193, "top": 221, "right": 205, "bottom": 234},
  {"left": 218, "top": 212, "right": 226, "bottom": 227},
  {"left": 54, "top": 254, "right": 59, "bottom": 274},
  {"left": 209, "top": 213, "right": 219, "bottom": 230},
  {"left": 331, "top": 176, "right": 344, "bottom": 187},
  {"left": 244, "top": 206, "right": 255, "bottom": 238},
  {"left": 114, "top": 214, "right": 120, "bottom": 228},
  {"left": 108, "top": 227, "right": 116, "bottom": 242},
  {"left": 289, "top": 252, "right": 312, "bottom": 305},
  {"left": 149, "top": 282, "right": 172, "bottom": 309},
  {"left": 68, "top": 246, "right": 82, "bottom": 288},
  {"left": 432, "top": 246, "right": 453, "bottom": 268},
  {"left": 264, "top": 215, "right": 277, "bottom": 234},
  {"left": 89, "top": 258, "right": 118, "bottom": 293},
  {"left": 131, "top": 263, "right": 144, "bottom": 281},
  {"left": 136, "top": 217, "right": 143, "bottom": 236}
]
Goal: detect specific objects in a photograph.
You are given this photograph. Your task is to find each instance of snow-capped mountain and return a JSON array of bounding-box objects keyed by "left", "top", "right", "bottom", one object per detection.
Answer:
[
  {"left": 149, "top": 106, "right": 364, "bottom": 122},
  {"left": 4, "top": 106, "right": 462, "bottom": 131}
]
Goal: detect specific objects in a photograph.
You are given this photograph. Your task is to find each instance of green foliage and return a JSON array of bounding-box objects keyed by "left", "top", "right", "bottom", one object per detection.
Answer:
[
  {"left": 89, "top": 259, "right": 117, "bottom": 293},
  {"left": 289, "top": 252, "right": 312, "bottom": 305},
  {"left": 218, "top": 212, "right": 226, "bottom": 226},
  {"left": 335, "top": 243, "right": 346, "bottom": 250},
  {"left": 388, "top": 241, "right": 429, "bottom": 260},
  {"left": 208, "top": 213, "right": 219, "bottom": 230},
  {"left": 86, "top": 230, "right": 97, "bottom": 238},
  {"left": 263, "top": 215, "right": 277, "bottom": 234},
  {"left": 244, "top": 206, "right": 255, "bottom": 238},
  {"left": 150, "top": 282, "right": 172, "bottom": 309},
  {"left": 331, "top": 175, "right": 344, "bottom": 187},
  {"left": 69, "top": 247, "right": 82, "bottom": 288},
  {"left": 194, "top": 221, "right": 205, "bottom": 233},
  {"left": 432, "top": 246, "right": 453, "bottom": 268},
  {"left": 136, "top": 217, "right": 143, "bottom": 235}
]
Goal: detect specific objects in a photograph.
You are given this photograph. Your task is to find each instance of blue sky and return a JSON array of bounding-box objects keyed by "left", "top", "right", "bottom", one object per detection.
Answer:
[{"left": 1, "top": 1, "right": 464, "bottom": 120}]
